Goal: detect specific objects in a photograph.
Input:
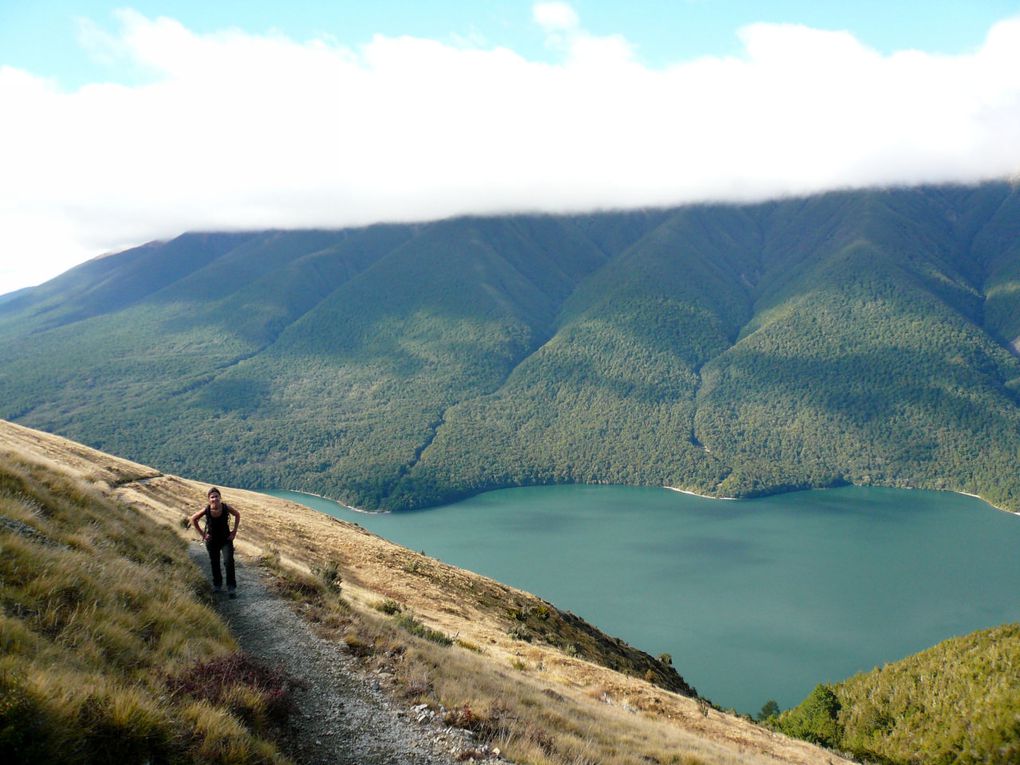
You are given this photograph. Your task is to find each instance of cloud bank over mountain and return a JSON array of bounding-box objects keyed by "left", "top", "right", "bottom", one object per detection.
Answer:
[{"left": 1, "top": 3, "right": 1019, "bottom": 293}]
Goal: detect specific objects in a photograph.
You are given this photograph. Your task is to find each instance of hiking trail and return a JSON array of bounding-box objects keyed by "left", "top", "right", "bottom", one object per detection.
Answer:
[{"left": 188, "top": 543, "right": 482, "bottom": 765}]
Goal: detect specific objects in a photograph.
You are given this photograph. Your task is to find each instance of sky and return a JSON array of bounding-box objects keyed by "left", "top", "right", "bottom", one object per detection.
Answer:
[{"left": 2, "top": 1, "right": 1020, "bottom": 296}]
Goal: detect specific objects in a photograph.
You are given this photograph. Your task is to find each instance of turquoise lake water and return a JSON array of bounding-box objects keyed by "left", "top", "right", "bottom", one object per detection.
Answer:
[{"left": 267, "top": 484, "right": 1020, "bottom": 714}]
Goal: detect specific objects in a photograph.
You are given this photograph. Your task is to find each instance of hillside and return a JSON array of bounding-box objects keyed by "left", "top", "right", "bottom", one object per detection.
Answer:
[
  {"left": 0, "top": 419, "right": 848, "bottom": 765},
  {"left": 0, "top": 426, "right": 291, "bottom": 762},
  {"left": 2, "top": 184, "right": 1020, "bottom": 510},
  {"left": 772, "top": 623, "right": 1020, "bottom": 765}
]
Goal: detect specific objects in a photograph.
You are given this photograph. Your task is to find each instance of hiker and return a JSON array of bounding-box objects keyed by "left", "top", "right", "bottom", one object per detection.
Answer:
[{"left": 190, "top": 487, "right": 241, "bottom": 598}]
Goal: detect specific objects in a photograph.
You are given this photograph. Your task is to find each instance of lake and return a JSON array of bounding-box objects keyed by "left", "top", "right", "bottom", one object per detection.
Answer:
[{"left": 267, "top": 484, "right": 1020, "bottom": 714}]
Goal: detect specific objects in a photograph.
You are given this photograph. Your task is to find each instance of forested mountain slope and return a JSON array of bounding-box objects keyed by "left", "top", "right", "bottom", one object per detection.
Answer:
[
  {"left": 2, "top": 184, "right": 1019, "bottom": 511},
  {"left": 773, "top": 623, "right": 1020, "bottom": 765}
]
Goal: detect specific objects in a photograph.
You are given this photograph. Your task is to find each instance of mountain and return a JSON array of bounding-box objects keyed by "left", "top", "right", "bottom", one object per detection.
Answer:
[{"left": 2, "top": 183, "right": 1020, "bottom": 511}]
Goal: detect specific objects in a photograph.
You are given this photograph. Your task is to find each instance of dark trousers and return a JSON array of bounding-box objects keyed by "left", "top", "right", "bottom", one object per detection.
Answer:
[{"left": 206, "top": 538, "right": 236, "bottom": 589}]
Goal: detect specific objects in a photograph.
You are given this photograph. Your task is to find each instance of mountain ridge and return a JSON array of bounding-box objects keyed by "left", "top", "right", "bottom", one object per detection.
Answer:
[{"left": 2, "top": 183, "right": 1020, "bottom": 511}]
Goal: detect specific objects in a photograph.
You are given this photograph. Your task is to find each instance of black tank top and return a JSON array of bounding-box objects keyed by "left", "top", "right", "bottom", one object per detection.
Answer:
[{"left": 205, "top": 504, "right": 231, "bottom": 541}]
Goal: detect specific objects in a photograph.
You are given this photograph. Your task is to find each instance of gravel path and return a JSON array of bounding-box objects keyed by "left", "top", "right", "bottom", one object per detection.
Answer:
[{"left": 189, "top": 543, "right": 466, "bottom": 765}]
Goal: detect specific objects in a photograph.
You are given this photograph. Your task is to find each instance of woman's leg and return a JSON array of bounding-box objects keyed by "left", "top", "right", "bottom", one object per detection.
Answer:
[
  {"left": 206, "top": 539, "right": 223, "bottom": 589},
  {"left": 223, "top": 540, "right": 236, "bottom": 593}
]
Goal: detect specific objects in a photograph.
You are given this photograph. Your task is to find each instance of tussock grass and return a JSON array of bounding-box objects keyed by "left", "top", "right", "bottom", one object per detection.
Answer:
[{"left": 0, "top": 453, "right": 291, "bottom": 763}]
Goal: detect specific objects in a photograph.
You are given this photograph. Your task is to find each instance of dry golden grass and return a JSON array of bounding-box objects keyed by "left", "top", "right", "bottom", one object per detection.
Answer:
[
  {"left": 0, "top": 438, "right": 291, "bottom": 764},
  {"left": 1, "top": 419, "right": 852, "bottom": 765}
]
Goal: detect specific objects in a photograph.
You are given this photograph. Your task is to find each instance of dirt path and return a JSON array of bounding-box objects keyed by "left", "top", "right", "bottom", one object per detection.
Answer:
[{"left": 188, "top": 543, "right": 465, "bottom": 765}]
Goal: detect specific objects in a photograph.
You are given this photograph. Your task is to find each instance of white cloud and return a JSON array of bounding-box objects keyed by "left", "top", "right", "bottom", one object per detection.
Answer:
[
  {"left": 532, "top": 2, "right": 580, "bottom": 32},
  {"left": 2, "top": 8, "right": 1020, "bottom": 294}
]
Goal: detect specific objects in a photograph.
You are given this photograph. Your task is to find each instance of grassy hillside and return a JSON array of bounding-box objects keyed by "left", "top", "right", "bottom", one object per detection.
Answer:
[
  {"left": 0, "top": 450, "right": 291, "bottom": 763},
  {"left": 772, "top": 623, "right": 1020, "bottom": 765},
  {"left": 1, "top": 419, "right": 849, "bottom": 765},
  {"left": 8, "top": 423, "right": 1018, "bottom": 764},
  {"left": 1, "top": 184, "right": 1020, "bottom": 510}
]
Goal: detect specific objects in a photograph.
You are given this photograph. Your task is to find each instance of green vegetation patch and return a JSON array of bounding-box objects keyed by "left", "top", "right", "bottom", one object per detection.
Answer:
[
  {"left": 773, "top": 623, "right": 1020, "bottom": 764},
  {"left": 393, "top": 612, "right": 454, "bottom": 646}
]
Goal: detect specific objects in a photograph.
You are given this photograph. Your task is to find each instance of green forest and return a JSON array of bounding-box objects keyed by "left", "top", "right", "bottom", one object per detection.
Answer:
[
  {"left": 771, "top": 623, "right": 1020, "bottom": 764},
  {"left": 1, "top": 184, "right": 1019, "bottom": 511}
]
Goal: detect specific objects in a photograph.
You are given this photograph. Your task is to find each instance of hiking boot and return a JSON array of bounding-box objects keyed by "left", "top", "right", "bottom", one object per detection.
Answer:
[
  {"left": 228, "top": 588, "right": 237, "bottom": 599},
  {"left": 213, "top": 585, "right": 223, "bottom": 594}
]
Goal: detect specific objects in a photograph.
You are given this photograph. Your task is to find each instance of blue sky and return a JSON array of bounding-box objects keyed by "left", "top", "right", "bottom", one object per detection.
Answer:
[
  {"left": 3, "top": 1, "right": 1018, "bottom": 88},
  {"left": 1, "top": 1, "right": 1020, "bottom": 294}
]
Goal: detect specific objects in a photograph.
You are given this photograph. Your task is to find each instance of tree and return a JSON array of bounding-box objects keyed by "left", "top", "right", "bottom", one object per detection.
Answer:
[{"left": 758, "top": 699, "right": 780, "bottom": 721}]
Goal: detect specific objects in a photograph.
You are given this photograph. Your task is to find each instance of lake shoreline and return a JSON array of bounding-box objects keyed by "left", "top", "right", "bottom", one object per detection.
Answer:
[
  {"left": 272, "top": 481, "right": 1018, "bottom": 518},
  {"left": 664, "top": 486, "right": 738, "bottom": 500},
  {"left": 272, "top": 488, "right": 379, "bottom": 515},
  {"left": 666, "top": 483, "right": 1018, "bottom": 517},
  {"left": 947, "top": 490, "right": 1016, "bottom": 517}
]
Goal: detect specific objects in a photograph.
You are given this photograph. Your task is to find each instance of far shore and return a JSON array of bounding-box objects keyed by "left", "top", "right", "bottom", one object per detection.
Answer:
[
  {"left": 267, "top": 487, "right": 380, "bottom": 515},
  {"left": 948, "top": 489, "right": 1017, "bottom": 517},
  {"left": 664, "top": 486, "right": 738, "bottom": 500},
  {"left": 666, "top": 483, "right": 1020, "bottom": 518},
  {"left": 269, "top": 482, "right": 1020, "bottom": 518},
  {"left": 874, "top": 484, "right": 1017, "bottom": 517}
]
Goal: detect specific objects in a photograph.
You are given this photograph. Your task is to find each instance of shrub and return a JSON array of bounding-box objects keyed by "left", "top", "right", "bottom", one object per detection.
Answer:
[
  {"left": 180, "top": 700, "right": 281, "bottom": 764},
  {"left": 393, "top": 613, "right": 453, "bottom": 646},
  {"left": 373, "top": 598, "right": 403, "bottom": 615},
  {"left": 313, "top": 561, "right": 342, "bottom": 593},
  {"left": 455, "top": 638, "right": 482, "bottom": 653},
  {"left": 443, "top": 704, "right": 483, "bottom": 731},
  {"left": 75, "top": 685, "right": 173, "bottom": 763},
  {"left": 343, "top": 633, "right": 374, "bottom": 657},
  {"left": 166, "top": 653, "right": 300, "bottom": 729},
  {"left": 758, "top": 699, "right": 780, "bottom": 722},
  {"left": 508, "top": 625, "right": 532, "bottom": 643},
  {"left": 774, "top": 684, "right": 842, "bottom": 747},
  {"left": 274, "top": 569, "right": 325, "bottom": 601}
]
